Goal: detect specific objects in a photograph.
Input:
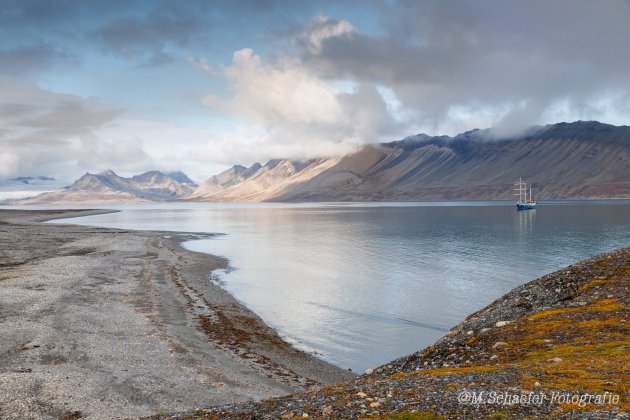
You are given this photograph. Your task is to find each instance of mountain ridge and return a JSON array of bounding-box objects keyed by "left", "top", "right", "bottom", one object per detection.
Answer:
[
  {"left": 11, "top": 121, "right": 630, "bottom": 204},
  {"left": 13, "top": 170, "right": 198, "bottom": 204}
]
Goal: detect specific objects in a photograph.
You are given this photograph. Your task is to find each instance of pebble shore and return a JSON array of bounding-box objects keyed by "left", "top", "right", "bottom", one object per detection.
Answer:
[{"left": 0, "top": 209, "right": 354, "bottom": 419}]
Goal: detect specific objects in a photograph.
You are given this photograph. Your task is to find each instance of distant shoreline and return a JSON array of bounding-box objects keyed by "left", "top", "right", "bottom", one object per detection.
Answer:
[
  {"left": 0, "top": 209, "right": 354, "bottom": 419},
  {"left": 3, "top": 197, "right": 630, "bottom": 208}
]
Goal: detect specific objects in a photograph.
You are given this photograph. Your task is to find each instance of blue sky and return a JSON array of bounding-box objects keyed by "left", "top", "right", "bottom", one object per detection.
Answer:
[{"left": 1, "top": 0, "right": 630, "bottom": 182}]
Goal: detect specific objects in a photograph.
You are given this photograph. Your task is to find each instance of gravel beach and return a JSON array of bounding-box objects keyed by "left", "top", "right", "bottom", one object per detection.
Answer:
[{"left": 0, "top": 209, "right": 354, "bottom": 419}]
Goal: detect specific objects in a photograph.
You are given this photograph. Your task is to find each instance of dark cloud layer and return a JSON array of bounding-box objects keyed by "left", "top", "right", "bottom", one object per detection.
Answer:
[
  {"left": 0, "top": 43, "right": 74, "bottom": 76},
  {"left": 301, "top": 1, "right": 630, "bottom": 135}
]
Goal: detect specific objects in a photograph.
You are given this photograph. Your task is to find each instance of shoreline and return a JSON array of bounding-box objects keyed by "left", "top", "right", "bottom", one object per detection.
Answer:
[
  {"left": 0, "top": 209, "right": 354, "bottom": 419},
  {"left": 151, "top": 247, "right": 629, "bottom": 419}
]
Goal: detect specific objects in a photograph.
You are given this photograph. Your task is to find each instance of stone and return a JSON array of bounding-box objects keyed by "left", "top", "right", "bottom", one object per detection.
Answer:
[
  {"left": 547, "top": 357, "right": 563, "bottom": 363},
  {"left": 322, "top": 406, "right": 333, "bottom": 415},
  {"left": 495, "top": 321, "right": 512, "bottom": 327},
  {"left": 364, "top": 368, "right": 374, "bottom": 375},
  {"left": 492, "top": 341, "right": 508, "bottom": 349},
  {"left": 356, "top": 391, "right": 367, "bottom": 398},
  {"left": 370, "top": 402, "right": 382, "bottom": 408},
  {"left": 490, "top": 355, "right": 499, "bottom": 360}
]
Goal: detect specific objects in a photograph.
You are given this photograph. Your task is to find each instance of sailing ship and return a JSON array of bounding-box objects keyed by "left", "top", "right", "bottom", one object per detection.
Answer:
[{"left": 514, "top": 178, "right": 536, "bottom": 210}]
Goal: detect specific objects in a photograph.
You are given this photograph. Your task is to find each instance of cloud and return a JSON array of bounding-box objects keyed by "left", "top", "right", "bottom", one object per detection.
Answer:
[
  {"left": 196, "top": 47, "right": 404, "bottom": 162},
  {"left": 0, "top": 43, "right": 74, "bottom": 77},
  {"left": 225, "top": 48, "right": 343, "bottom": 126},
  {"left": 3, "top": 1, "right": 630, "bottom": 183},
  {"left": 0, "top": 77, "right": 154, "bottom": 179},
  {"left": 299, "top": 3, "right": 630, "bottom": 135},
  {"left": 300, "top": 14, "right": 356, "bottom": 54}
]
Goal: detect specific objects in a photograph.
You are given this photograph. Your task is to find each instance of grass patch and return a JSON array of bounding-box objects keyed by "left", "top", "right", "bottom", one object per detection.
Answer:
[
  {"left": 371, "top": 412, "right": 445, "bottom": 420},
  {"left": 391, "top": 366, "right": 498, "bottom": 379}
]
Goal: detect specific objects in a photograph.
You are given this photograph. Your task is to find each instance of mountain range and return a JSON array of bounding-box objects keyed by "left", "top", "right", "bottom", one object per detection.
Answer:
[
  {"left": 10, "top": 170, "right": 197, "bottom": 204},
  {"left": 10, "top": 121, "right": 630, "bottom": 204},
  {"left": 0, "top": 176, "right": 67, "bottom": 201}
]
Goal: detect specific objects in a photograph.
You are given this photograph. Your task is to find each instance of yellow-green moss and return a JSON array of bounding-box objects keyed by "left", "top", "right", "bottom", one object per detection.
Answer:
[{"left": 372, "top": 412, "right": 445, "bottom": 420}]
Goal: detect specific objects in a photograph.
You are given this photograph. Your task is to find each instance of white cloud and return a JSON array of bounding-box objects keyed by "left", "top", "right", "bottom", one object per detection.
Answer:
[
  {"left": 302, "top": 14, "right": 356, "bottom": 54},
  {"left": 0, "top": 77, "right": 154, "bottom": 180},
  {"left": 0, "top": 152, "right": 19, "bottom": 179},
  {"left": 225, "top": 48, "right": 343, "bottom": 126},
  {"left": 194, "top": 44, "right": 408, "bottom": 165},
  {"left": 187, "top": 56, "right": 215, "bottom": 74}
]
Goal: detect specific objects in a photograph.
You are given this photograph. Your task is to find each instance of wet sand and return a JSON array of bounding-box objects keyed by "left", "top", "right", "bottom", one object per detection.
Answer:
[{"left": 0, "top": 209, "right": 354, "bottom": 419}]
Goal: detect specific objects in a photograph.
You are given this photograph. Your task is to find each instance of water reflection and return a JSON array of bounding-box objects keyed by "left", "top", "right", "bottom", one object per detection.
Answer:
[{"left": 516, "top": 208, "right": 536, "bottom": 238}]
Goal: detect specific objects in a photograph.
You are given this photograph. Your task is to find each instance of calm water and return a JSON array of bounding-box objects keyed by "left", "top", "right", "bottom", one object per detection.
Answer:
[{"left": 47, "top": 201, "right": 629, "bottom": 371}]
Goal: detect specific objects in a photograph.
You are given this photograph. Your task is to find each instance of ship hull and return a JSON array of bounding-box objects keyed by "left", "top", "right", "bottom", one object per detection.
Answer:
[{"left": 516, "top": 203, "right": 536, "bottom": 210}]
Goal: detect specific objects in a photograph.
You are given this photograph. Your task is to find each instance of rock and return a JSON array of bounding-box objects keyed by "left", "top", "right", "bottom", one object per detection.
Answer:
[
  {"left": 281, "top": 412, "right": 295, "bottom": 419},
  {"left": 302, "top": 413, "right": 309, "bottom": 418},
  {"left": 356, "top": 391, "right": 367, "bottom": 398},
  {"left": 370, "top": 402, "right": 382, "bottom": 408},
  {"left": 480, "top": 328, "right": 491, "bottom": 333},
  {"left": 495, "top": 321, "right": 512, "bottom": 327},
  {"left": 466, "top": 330, "right": 474, "bottom": 335},
  {"left": 364, "top": 368, "right": 374, "bottom": 375},
  {"left": 492, "top": 341, "right": 508, "bottom": 350},
  {"left": 490, "top": 355, "right": 499, "bottom": 360},
  {"left": 322, "top": 406, "right": 333, "bottom": 415},
  {"left": 547, "top": 357, "right": 563, "bottom": 363},
  {"left": 534, "top": 381, "right": 541, "bottom": 387}
]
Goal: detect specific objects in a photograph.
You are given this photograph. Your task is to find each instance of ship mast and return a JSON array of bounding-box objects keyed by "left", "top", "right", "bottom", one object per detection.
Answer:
[{"left": 514, "top": 177, "right": 526, "bottom": 203}]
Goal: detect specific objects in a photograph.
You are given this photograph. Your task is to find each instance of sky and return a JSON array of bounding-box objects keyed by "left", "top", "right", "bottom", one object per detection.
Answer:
[{"left": 1, "top": 0, "right": 630, "bottom": 182}]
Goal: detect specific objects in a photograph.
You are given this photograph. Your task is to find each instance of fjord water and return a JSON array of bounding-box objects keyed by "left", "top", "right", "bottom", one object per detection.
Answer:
[{"left": 52, "top": 201, "right": 629, "bottom": 371}]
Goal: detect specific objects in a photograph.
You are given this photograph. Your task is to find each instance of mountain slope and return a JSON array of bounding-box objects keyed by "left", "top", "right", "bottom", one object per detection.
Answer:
[
  {"left": 202, "top": 121, "right": 629, "bottom": 202},
  {"left": 190, "top": 158, "right": 340, "bottom": 202},
  {"left": 16, "top": 170, "right": 198, "bottom": 204},
  {"left": 0, "top": 176, "right": 67, "bottom": 201}
]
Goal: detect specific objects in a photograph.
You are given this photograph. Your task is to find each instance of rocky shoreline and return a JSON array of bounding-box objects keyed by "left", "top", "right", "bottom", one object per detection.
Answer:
[
  {"left": 0, "top": 210, "right": 354, "bottom": 419},
  {"left": 1, "top": 209, "right": 627, "bottom": 419},
  {"left": 150, "top": 248, "right": 629, "bottom": 419}
]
